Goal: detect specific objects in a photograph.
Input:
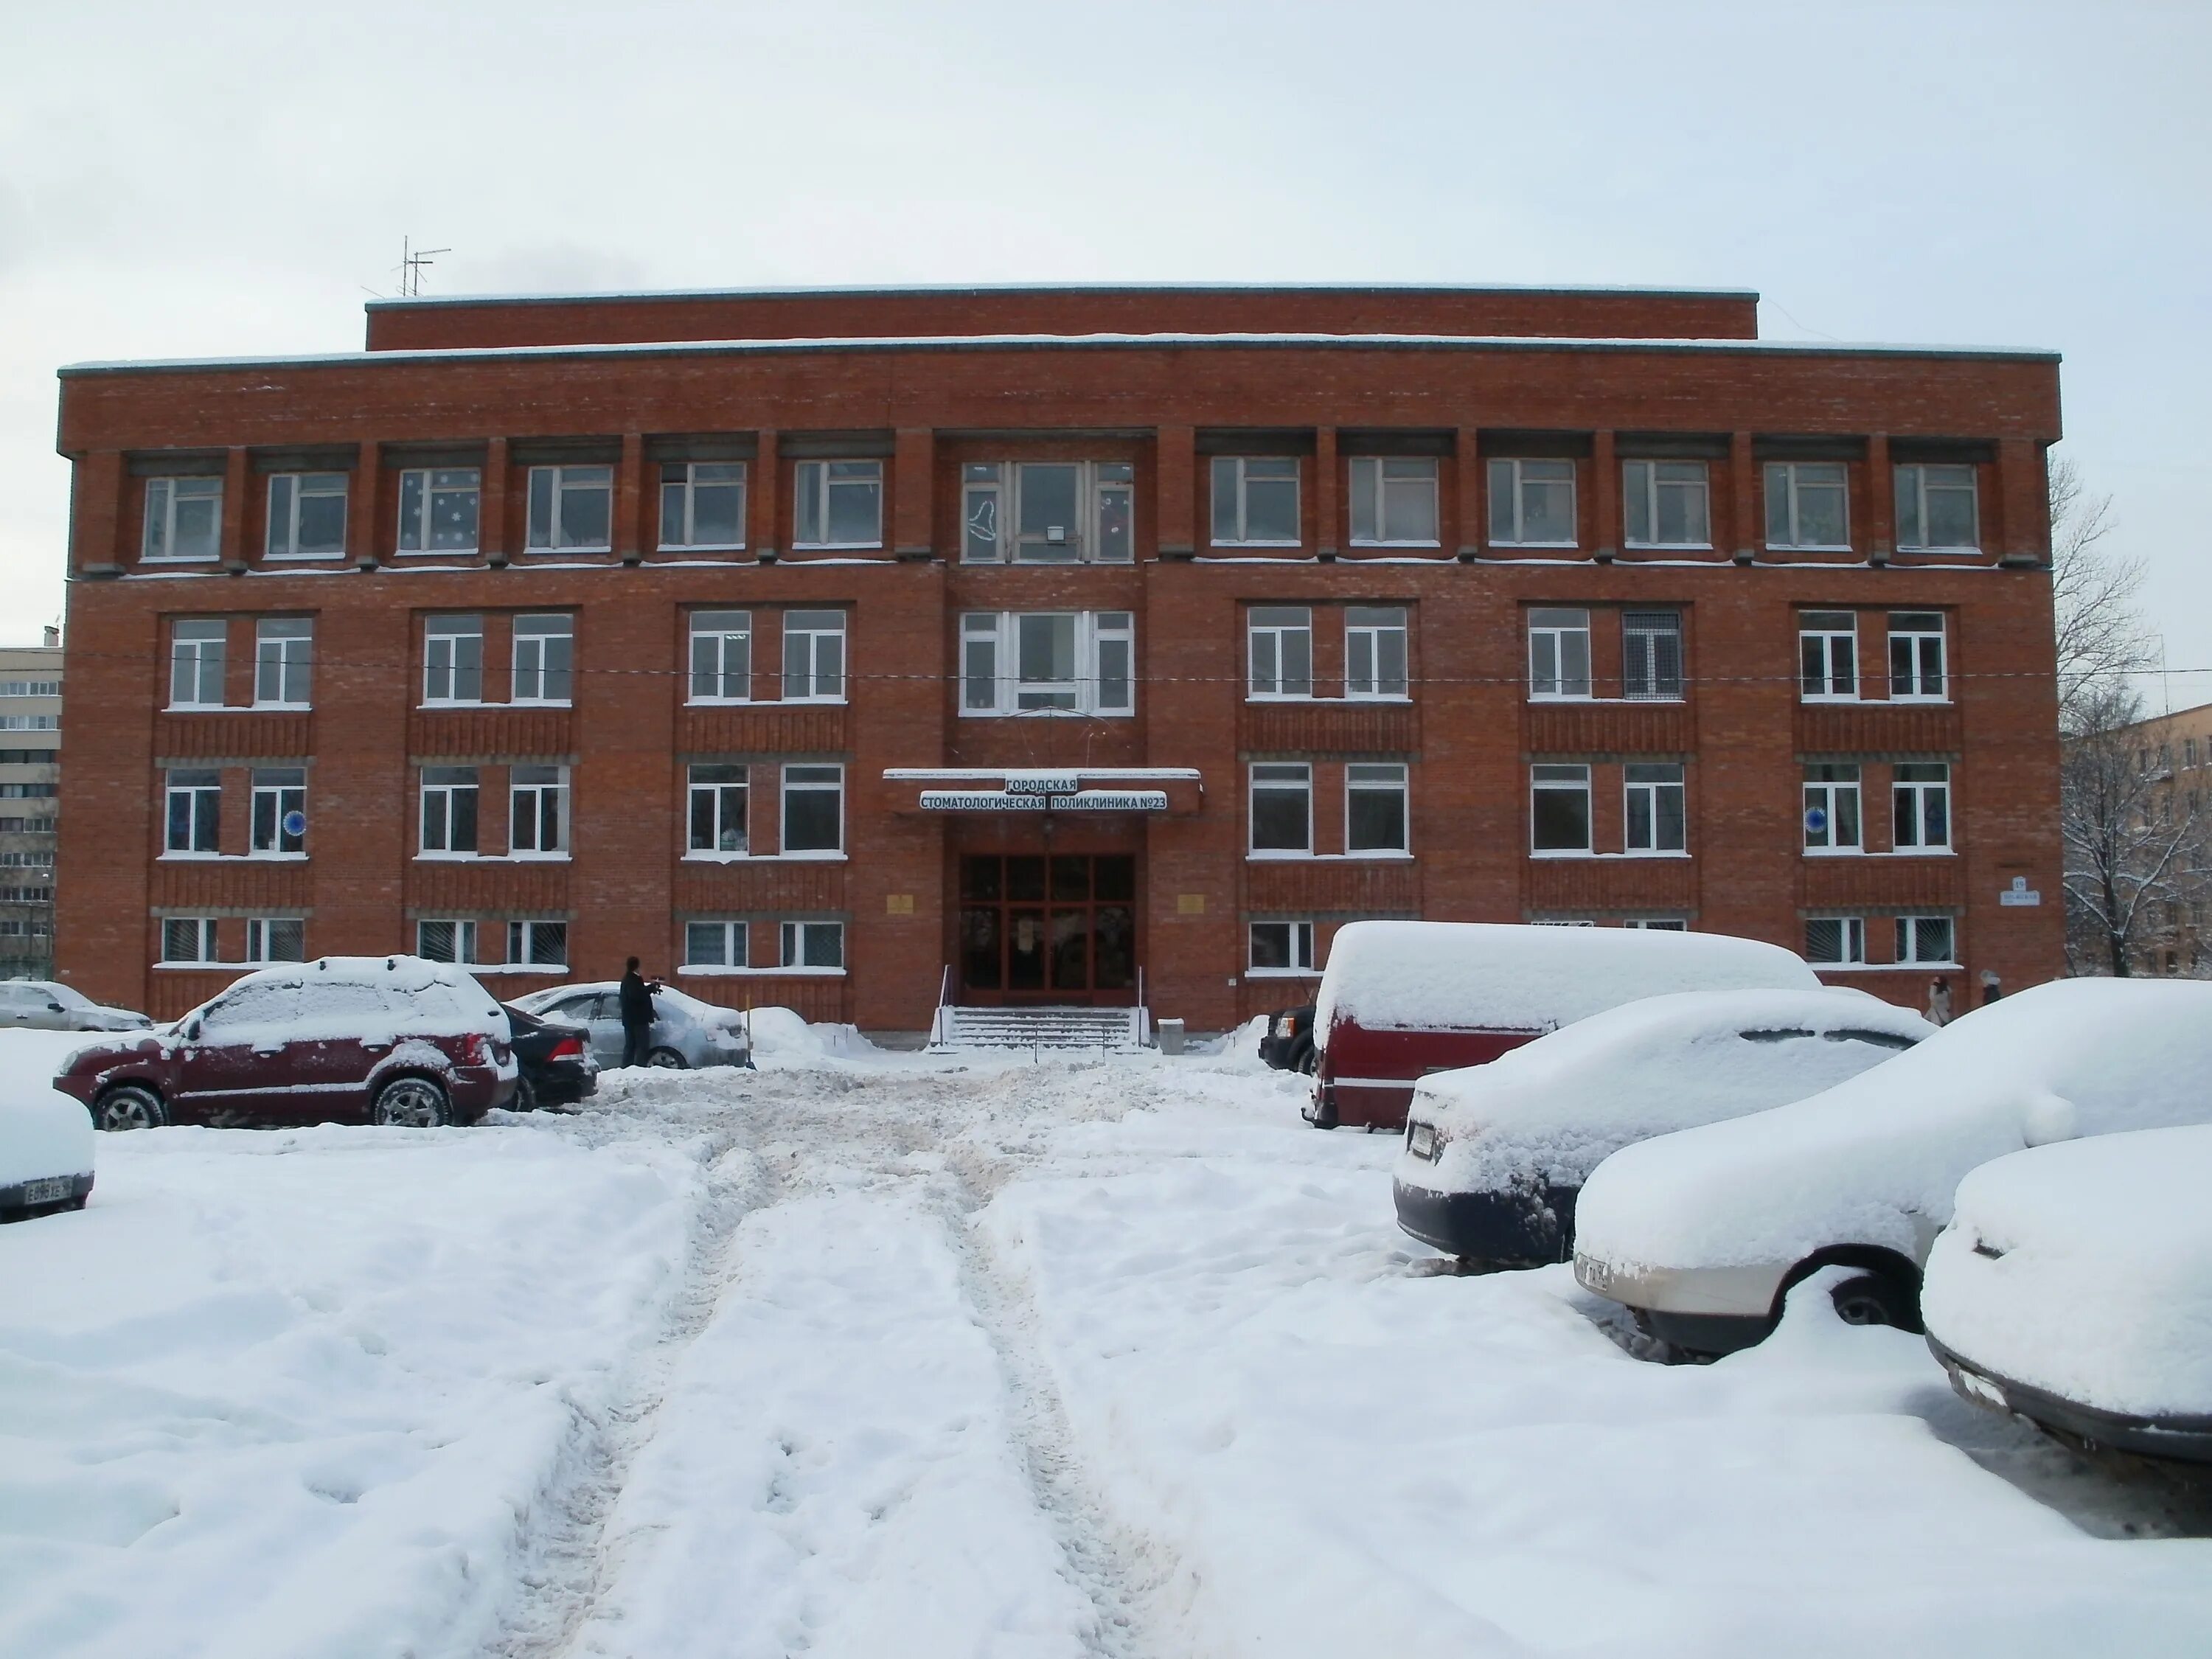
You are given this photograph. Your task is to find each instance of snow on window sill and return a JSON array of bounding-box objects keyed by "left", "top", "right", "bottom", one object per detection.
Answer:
[
  {"left": 1527, "top": 692, "right": 1596, "bottom": 704},
  {"left": 1765, "top": 543, "right": 1855, "bottom": 554},
  {"left": 1244, "top": 967, "right": 1321, "bottom": 979},
  {"left": 394, "top": 546, "right": 481, "bottom": 558},
  {"left": 245, "top": 852, "right": 309, "bottom": 863},
  {"left": 504, "top": 852, "right": 572, "bottom": 863},
  {"left": 1246, "top": 850, "right": 1413, "bottom": 863},
  {"left": 779, "top": 696, "right": 849, "bottom": 707},
  {"left": 141, "top": 555, "right": 221, "bottom": 567},
  {"left": 686, "top": 698, "right": 757, "bottom": 708},
  {"left": 1624, "top": 542, "right": 1717, "bottom": 553},
  {"left": 682, "top": 851, "right": 757, "bottom": 863},
  {"left": 1349, "top": 540, "right": 1442, "bottom": 550},
  {"left": 155, "top": 960, "right": 240, "bottom": 970},
  {"left": 263, "top": 551, "right": 347, "bottom": 563},
  {"left": 1801, "top": 848, "right": 1865, "bottom": 858},
  {"left": 677, "top": 964, "right": 848, "bottom": 978},
  {"left": 509, "top": 699, "right": 572, "bottom": 710},
  {"left": 1816, "top": 960, "right": 1962, "bottom": 973},
  {"left": 524, "top": 544, "right": 612, "bottom": 556},
  {"left": 1243, "top": 694, "right": 1413, "bottom": 707},
  {"left": 771, "top": 851, "right": 848, "bottom": 863},
  {"left": 1528, "top": 849, "right": 1691, "bottom": 861},
  {"left": 414, "top": 852, "right": 486, "bottom": 863},
  {"left": 251, "top": 702, "right": 313, "bottom": 713},
  {"left": 790, "top": 542, "right": 883, "bottom": 553},
  {"left": 1798, "top": 695, "right": 1862, "bottom": 706},
  {"left": 159, "top": 852, "right": 308, "bottom": 864},
  {"left": 1896, "top": 545, "right": 1982, "bottom": 557},
  {"left": 1208, "top": 541, "right": 1305, "bottom": 552},
  {"left": 1877, "top": 848, "right": 1955, "bottom": 858},
  {"left": 1486, "top": 540, "right": 1580, "bottom": 552},
  {"left": 1888, "top": 695, "right": 1952, "bottom": 706},
  {"left": 959, "top": 708, "right": 1136, "bottom": 721},
  {"left": 468, "top": 963, "right": 570, "bottom": 975},
  {"left": 164, "top": 703, "right": 232, "bottom": 714},
  {"left": 658, "top": 543, "right": 748, "bottom": 554},
  {"left": 419, "top": 700, "right": 487, "bottom": 712}
]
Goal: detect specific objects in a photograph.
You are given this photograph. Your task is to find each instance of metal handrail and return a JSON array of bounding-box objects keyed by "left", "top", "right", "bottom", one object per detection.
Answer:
[{"left": 929, "top": 963, "right": 953, "bottom": 1047}]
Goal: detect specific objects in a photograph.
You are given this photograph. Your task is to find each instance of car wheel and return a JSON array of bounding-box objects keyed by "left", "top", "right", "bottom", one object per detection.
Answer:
[
  {"left": 646, "top": 1047, "right": 687, "bottom": 1070},
  {"left": 515, "top": 1074, "right": 540, "bottom": 1113},
  {"left": 93, "top": 1085, "right": 167, "bottom": 1132},
  {"left": 1293, "top": 1040, "right": 1316, "bottom": 1076},
  {"left": 1829, "top": 1270, "right": 1923, "bottom": 1334},
  {"left": 371, "top": 1076, "right": 452, "bottom": 1128}
]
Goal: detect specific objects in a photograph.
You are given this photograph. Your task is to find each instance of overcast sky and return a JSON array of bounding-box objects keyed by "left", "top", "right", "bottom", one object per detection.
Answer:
[{"left": 4, "top": 0, "right": 2207, "bottom": 702}]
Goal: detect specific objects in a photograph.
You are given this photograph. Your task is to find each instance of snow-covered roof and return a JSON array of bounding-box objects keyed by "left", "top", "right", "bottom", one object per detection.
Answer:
[{"left": 365, "top": 279, "right": 1764, "bottom": 309}]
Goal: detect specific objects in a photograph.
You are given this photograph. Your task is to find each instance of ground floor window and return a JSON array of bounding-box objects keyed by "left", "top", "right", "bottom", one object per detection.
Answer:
[
  {"left": 417, "top": 919, "right": 481, "bottom": 964},
  {"left": 1894, "top": 914, "right": 1956, "bottom": 965},
  {"left": 1531, "top": 765, "right": 1593, "bottom": 853},
  {"left": 686, "top": 919, "right": 749, "bottom": 968},
  {"left": 1248, "top": 919, "right": 1315, "bottom": 973},
  {"left": 1624, "top": 917, "right": 1688, "bottom": 931},
  {"left": 507, "top": 919, "right": 568, "bottom": 968},
  {"left": 161, "top": 917, "right": 218, "bottom": 963},
  {"left": 780, "top": 919, "right": 844, "bottom": 970},
  {"left": 1805, "top": 916, "right": 1868, "bottom": 965},
  {"left": 246, "top": 918, "right": 305, "bottom": 963}
]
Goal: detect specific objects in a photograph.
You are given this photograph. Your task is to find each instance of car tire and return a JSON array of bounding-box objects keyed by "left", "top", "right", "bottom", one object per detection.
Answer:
[
  {"left": 92, "top": 1085, "right": 167, "bottom": 1132},
  {"left": 1293, "top": 1040, "right": 1316, "bottom": 1076},
  {"left": 1829, "top": 1270, "right": 1923, "bottom": 1335},
  {"left": 515, "top": 1074, "right": 540, "bottom": 1114},
  {"left": 371, "top": 1076, "right": 453, "bottom": 1129},
  {"left": 646, "top": 1047, "right": 687, "bottom": 1070}
]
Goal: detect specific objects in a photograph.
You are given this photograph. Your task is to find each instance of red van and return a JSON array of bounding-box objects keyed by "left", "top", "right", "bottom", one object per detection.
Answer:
[{"left": 1307, "top": 922, "right": 1820, "bottom": 1131}]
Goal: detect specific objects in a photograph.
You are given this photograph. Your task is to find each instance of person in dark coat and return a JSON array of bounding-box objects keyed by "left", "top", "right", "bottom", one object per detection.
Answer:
[{"left": 619, "top": 956, "right": 661, "bottom": 1068}]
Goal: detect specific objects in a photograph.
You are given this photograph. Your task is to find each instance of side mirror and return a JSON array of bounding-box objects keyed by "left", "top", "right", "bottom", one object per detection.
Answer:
[{"left": 46, "top": 1001, "right": 63, "bottom": 1012}]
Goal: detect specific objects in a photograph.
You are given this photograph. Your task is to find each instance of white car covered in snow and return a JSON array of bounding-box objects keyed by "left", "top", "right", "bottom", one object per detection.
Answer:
[
  {"left": 512, "top": 982, "right": 753, "bottom": 1071},
  {"left": 1924, "top": 1126, "right": 2212, "bottom": 1468},
  {"left": 1394, "top": 989, "right": 1932, "bottom": 1267},
  {"left": 1, "top": 1077, "right": 96, "bottom": 1219},
  {"left": 1572, "top": 978, "right": 2212, "bottom": 1357}
]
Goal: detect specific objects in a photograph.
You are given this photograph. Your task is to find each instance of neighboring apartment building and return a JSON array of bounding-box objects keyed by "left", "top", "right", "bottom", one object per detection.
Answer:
[
  {"left": 52, "top": 284, "right": 2067, "bottom": 1031},
  {"left": 2113, "top": 698, "right": 2212, "bottom": 975},
  {"left": 0, "top": 630, "right": 61, "bottom": 978}
]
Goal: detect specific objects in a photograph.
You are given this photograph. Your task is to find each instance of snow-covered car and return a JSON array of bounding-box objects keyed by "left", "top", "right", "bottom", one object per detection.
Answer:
[
  {"left": 1, "top": 1078, "right": 96, "bottom": 1219},
  {"left": 0, "top": 980, "right": 152, "bottom": 1034},
  {"left": 1571, "top": 978, "right": 2212, "bottom": 1357},
  {"left": 512, "top": 982, "right": 753, "bottom": 1070},
  {"left": 52, "top": 956, "right": 518, "bottom": 1130},
  {"left": 1395, "top": 989, "right": 1931, "bottom": 1267},
  {"left": 1924, "top": 1126, "right": 2212, "bottom": 1468}
]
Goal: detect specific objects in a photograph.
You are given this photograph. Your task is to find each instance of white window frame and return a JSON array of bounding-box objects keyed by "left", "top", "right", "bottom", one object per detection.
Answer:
[
  {"left": 779, "top": 764, "right": 845, "bottom": 858},
  {"left": 1345, "top": 607, "right": 1410, "bottom": 700},
  {"left": 1621, "top": 611, "right": 1684, "bottom": 702},
  {"left": 396, "top": 466, "right": 481, "bottom": 555},
  {"left": 248, "top": 767, "right": 306, "bottom": 858},
  {"left": 687, "top": 764, "right": 749, "bottom": 858},
  {"left": 1349, "top": 456, "right": 1441, "bottom": 547},
  {"left": 509, "top": 765, "right": 570, "bottom": 859},
  {"left": 687, "top": 610, "right": 753, "bottom": 704},
  {"left": 169, "top": 619, "right": 227, "bottom": 709},
  {"left": 1248, "top": 762, "right": 1313, "bottom": 856},
  {"left": 1888, "top": 612, "right": 1948, "bottom": 702},
  {"left": 1247, "top": 607, "right": 1314, "bottom": 700},
  {"left": 142, "top": 476, "right": 223, "bottom": 563},
  {"left": 1345, "top": 762, "right": 1410, "bottom": 856},
  {"left": 164, "top": 768, "right": 221, "bottom": 855},
  {"left": 524, "top": 464, "right": 614, "bottom": 554},
  {"left": 419, "top": 766, "right": 480, "bottom": 857},
  {"left": 506, "top": 919, "right": 569, "bottom": 969},
  {"left": 779, "top": 919, "right": 846, "bottom": 970},
  {"left": 1891, "top": 762, "right": 1952, "bottom": 852},
  {"left": 658, "top": 461, "right": 748, "bottom": 551},
  {"left": 959, "top": 611, "right": 1135, "bottom": 717},
  {"left": 1764, "top": 461, "right": 1851, "bottom": 551},
  {"left": 1798, "top": 612, "right": 1859, "bottom": 702},
  {"left": 1805, "top": 916, "right": 1868, "bottom": 966},
  {"left": 684, "top": 919, "right": 750, "bottom": 970},
  {"left": 1804, "top": 764, "right": 1864, "bottom": 855},
  {"left": 1210, "top": 456, "right": 1301, "bottom": 548},
  {"left": 417, "top": 919, "right": 483, "bottom": 964},
  {"left": 245, "top": 917, "right": 306, "bottom": 964},
  {"left": 423, "top": 616, "right": 484, "bottom": 706},
  {"left": 1530, "top": 763, "right": 1593, "bottom": 855},
  {"left": 959, "top": 461, "right": 1134, "bottom": 564},
  {"left": 1624, "top": 762, "right": 1686, "bottom": 855},
  {"left": 1624, "top": 917, "right": 1688, "bottom": 932},
  {"left": 264, "top": 472, "right": 348, "bottom": 560},
  {"left": 1895, "top": 464, "right": 1980, "bottom": 552},
  {"left": 1623, "top": 459, "right": 1712, "bottom": 549},
  {"left": 254, "top": 618, "right": 313, "bottom": 709},
  {"left": 1247, "top": 919, "right": 1317, "bottom": 975},
  {"left": 1487, "top": 457, "right": 1577, "bottom": 548},
  {"left": 511, "top": 614, "right": 574, "bottom": 706},
  {"left": 1894, "top": 914, "right": 1958, "bottom": 965},
  {"left": 782, "top": 611, "right": 847, "bottom": 703},
  {"left": 161, "top": 917, "right": 219, "bottom": 964},
  {"left": 793, "top": 459, "right": 883, "bottom": 550},
  {"left": 1528, "top": 609, "right": 1592, "bottom": 700}
]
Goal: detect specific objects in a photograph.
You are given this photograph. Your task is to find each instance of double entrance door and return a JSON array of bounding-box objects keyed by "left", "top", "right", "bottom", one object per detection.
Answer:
[{"left": 960, "top": 854, "right": 1136, "bottom": 1004}]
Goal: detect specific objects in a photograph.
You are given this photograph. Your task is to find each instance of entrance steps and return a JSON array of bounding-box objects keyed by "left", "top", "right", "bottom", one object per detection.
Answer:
[{"left": 932, "top": 1004, "right": 1150, "bottom": 1052}]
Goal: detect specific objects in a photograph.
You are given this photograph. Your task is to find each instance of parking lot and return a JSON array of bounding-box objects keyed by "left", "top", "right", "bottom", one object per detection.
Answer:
[{"left": 3, "top": 1036, "right": 2208, "bottom": 1659}]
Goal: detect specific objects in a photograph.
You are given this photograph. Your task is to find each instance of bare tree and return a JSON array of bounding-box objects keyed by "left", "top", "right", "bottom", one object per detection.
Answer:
[
  {"left": 2061, "top": 680, "right": 2204, "bottom": 975},
  {"left": 2048, "top": 456, "right": 2156, "bottom": 732}
]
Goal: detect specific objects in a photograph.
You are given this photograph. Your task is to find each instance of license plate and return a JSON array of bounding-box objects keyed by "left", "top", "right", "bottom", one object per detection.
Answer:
[
  {"left": 1408, "top": 1124, "right": 1436, "bottom": 1159},
  {"left": 1952, "top": 1366, "right": 2009, "bottom": 1412},
  {"left": 1577, "top": 1255, "right": 1614, "bottom": 1293},
  {"left": 19, "top": 1177, "right": 69, "bottom": 1206}
]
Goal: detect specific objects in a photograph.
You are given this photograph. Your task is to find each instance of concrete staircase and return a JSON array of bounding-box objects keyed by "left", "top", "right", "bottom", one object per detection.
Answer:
[{"left": 933, "top": 1004, "right": 1150, "bottom": 1052}]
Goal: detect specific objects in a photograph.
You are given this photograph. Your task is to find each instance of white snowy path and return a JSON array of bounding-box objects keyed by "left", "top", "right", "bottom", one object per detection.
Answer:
[{"left": 2, "top": 1037, "right": 2210, "bottom": 1658}]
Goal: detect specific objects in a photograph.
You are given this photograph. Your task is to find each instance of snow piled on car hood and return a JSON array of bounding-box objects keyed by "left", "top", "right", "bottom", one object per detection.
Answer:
[
  {"left": 1573, "top": 978, "right": 2212, "bottom": 1274},
  {"left": 1924, "top": 1126, "right": 2212, "bottom": 1419}
]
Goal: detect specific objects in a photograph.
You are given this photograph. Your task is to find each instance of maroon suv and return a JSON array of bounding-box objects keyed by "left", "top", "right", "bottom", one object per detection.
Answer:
[{"left": 55, "top": 956, "right": 518, "bottom": 1130}]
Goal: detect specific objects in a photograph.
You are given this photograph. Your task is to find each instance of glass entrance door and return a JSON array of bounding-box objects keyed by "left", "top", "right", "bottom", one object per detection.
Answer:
[{"left": 960, "top": 855, "right": 1136, "bottom": 1004}]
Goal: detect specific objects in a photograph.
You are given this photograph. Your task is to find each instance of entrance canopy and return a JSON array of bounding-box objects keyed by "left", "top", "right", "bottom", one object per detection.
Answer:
[{"left": 883, "top": 768, "right": 1203, "bottom": 815}]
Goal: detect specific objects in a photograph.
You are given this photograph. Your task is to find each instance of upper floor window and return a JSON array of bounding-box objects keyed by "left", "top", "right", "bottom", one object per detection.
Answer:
[
  {"left": 1489, "top": 458, "right": 1576, "bottom": 547},
  {"left": 961, "top": 462, "right": 1133, "bottom": 563},
  {"left": 1248, "top": 607, "right": 1313, "bottom": 699},
  {"left": 688, "top": 764, "right": 748, "bottom": 856},
  {"left": 689, "top": 610, "right": 752, "bottom": 703},
  {"left": 509, "top": 765, "right": 569, "bottom": 857},
  {"left": 1530, "top": 764, "right": 1593, "bottom": 854},
  {"left": 1249, "top": 763, "right": 1312, "bottom": 855},
  {"left": 1888, "top": 612, "right": 1947, "bottom": 700},
  {"left": 420, "top": 766, "right": 479, "bottom": 855},
  {"left": 1895, "top": 464, "right": 1978, "bottom": 551},
  {"left": 1528, "top": 608, "right": 1591, "bottom": 700},
  {"left": 781, "top": 765, "right": 845, "bottom": 855},
  {"left": 1892, "top": 762, "right": 1952, "bottom": 852},
  {"left": 526, "top": 465, "right": 613, "bottom": 553},
  {"left": 165, "top": 768, "right": 220, "bottom": 855},
  {"left": 254, "top": 618, "right": 312, "bottom": 708},
  {"left": 1798, "top": 611, "right": 1857, "bottom": 700},
  {"left": 397, "top": 467, "right": 480, "bottom": 554},
  {"left": 1624, "top": 762, "right": 1686, "bottom": 854},
  {"left": 1623, "top": 459, "right": 1710, "bottom": 549},
  {"left": 1345, "top": 607, "right": 1409, "bottom": 699},
  {"left": 782, "top": 611, "right": 847, "bottom": 703},
  {"left": 793, "top": 460, "right": 882, "bottom": 549},
  {"left": 660, "top": 462, "right": 748, "bottom": 550},
  {"left": 249, "top": 767, "right": 306, "bottom": 857},
  {"left": 1803, "top": 763, "right": 1863, "bottom": 853},
  {"left": 424, "top": 616, "right": 484, "bottom": 706},
  {"left": 960, "top": 612, "right": 1133, "bottom": 717},
  {"left": 1346, "top": 763, "right": 1409, "bottom": 855},
  {"left": 170, "top": 620, "right": 226, "bottom": 709},
  {"left": 1764, "top": 462, "right": 1849, "bottom": 550},
  {"left": 1622, "top": 611, "right": 1683, "bottom": 700},
  {"left": 265, "top": 473, "right": 347, "bottom": 560},
  {"left": 1349, "top": 457, "right": 1439, "bottom": 546},
  {"left": 143, "top": 476, "right": 222, "bottom": 563},
  {"left": 1211, "top": 456, "right": 1300, "bottom": 547},
  {"left": 512, "top": 614, "right": 574, "bottom": 705}
]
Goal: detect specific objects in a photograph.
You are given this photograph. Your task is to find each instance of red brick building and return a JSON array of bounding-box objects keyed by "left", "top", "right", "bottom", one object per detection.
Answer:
[{"left": 52, "top": 284, "right": 2067, "bottom": 1033}]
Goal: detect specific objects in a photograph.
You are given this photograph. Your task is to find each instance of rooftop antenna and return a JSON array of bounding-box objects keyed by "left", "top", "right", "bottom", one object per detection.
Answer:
[{"left": 400, "top": 236, "right": 451, "bottom": 298}]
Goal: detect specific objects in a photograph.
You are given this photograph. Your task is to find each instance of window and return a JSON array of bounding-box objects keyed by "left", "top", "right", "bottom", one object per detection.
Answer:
[
  {"left": 249, "top": 767, "right": 306, "bottom": 856},
  {"left": 1248, "top": 920, "right": 1316, "bottom": 974},
  {"left": 1625, "top": 917, "right": 1688, "bottom": 932},
  {"left": 659, "top": 462, "right": 747, "bottom": 549},
  {"left": 507, "top": 919, "right": 568, "bottom": 968},
  {"left": 0, "top": 684, "right": 58, "bottom": 699},
  {"left": 1798, "top": 611, "right": 1857, "bottom": 700},
  {"left": 0, "top": 784, "right": 55, "bottom": 799},
  {"left": 161, "top": 917, "right": 218, "bottom": 964},
  {"left": 688, "top": 764, "right": 748, "bottom": 855},
  {"left": 422, "top": 616, "right": 483, "bottom": 704},
  {"left": 1805, "top": 917, "right": 1868, "bottom": 965},
  {"left": 526, "top": 465, "right": 613, "bottom": 552},
  {"left": 420, "top": 766, "right": 480, "bottom": 855},
  {"left": 960, "top": 462, "right": 1134, "bottom": 563},
  {"left": 512, "top": 614, "right": 574, "bottom": 704},
  {"left": 1804, "top": 763, "right": 1863, "bottom": 853},
  {"left": 1531, "top": 764, "right": 1593, "bottom": 853},
  {"left": 1247, "top": 608, "right": 1313, "bottom": 699},
  {"left": 779, "top": 919, "right": 845, "bottom": 970},
  {"left": 170, "top": 620, "right": 226, "bottom": 709},
  {"left": 685, "top": 919, "right": 749, "bottom": 968},
  {"left": 1892, "top": 762, "right": 1952, "bottom": 851},
  {"left": 397, "top": 467, "right": 481, "bottom": 554},
  {"left": 1624, "top": 762, "right": 1686, "bottom": 853},
  {"left": 1346, "top": 763, "right": 1409, "bottom": 854},
  {"left": 254, "top": 618, "right": 313, "bottom": 707},
  {"left": 0, "top": 716, "right": 56, "bottom": 731},
  {"left": 417, "top": 919, "right": 482, "bottom": 964},
  {"left": 1489, "top": 458, "right": 1576, "bottom": 546},
  {"left": 265, "top": 472, "right": 347, "bottom": 559},
  {"left": 689, "top": 611, "right": 752, "bottom": 703},
  {"left": 165, "top": 768, "right": 221, "bottom": 855},
  {"left": 1895, "top": 914, "right": 1957, "bottom": 964},
  {"left": 1350, "top": 457, "right": 1439, "bottom": 545},
  {"left": 1249, "top": 763, "right": 1312, "bottom": 854},
  {"left": 509, "top": 765, "right": 568, "bottom": 857},
  {"left": 959, "top": 613, "right": 1134, "bottom": 716},
  {"left": 780, "top": 765, "right": 844, "bottom": 855},
  {"left": 2187, "top": 738, "right": 2201, "bottom": 769},
  {"left": 1888, "top": 612, "right": 1947, "bottom": 700},
  {"left": 1764, "top": 462, "right": 1849, "bottom": 549},
  {"left": 1345, "top": 607, "right": 1409, "bottom": 698},
  {"left": 1624, "top": 459, "right": 1710, "bottom": 547},
  {"left": 143, "top": 476, "right": 222, "bottom": 562},
  {"left": 794, "top": 460, "right": 882, "bottom": 549},
  {"left": 1528, "top": 609, "right": 1591, "bottom": 699},
  {"left": 1211, "top": 456, "right": 1300, "bottom": 546},
  {"left": 1622, "top": 611, "right": 1683, "bottom": 700},
  {"left": 245, "top": 918, "right": 305, "bottom": 963},
  {"left": 782, "top": 611, "right": 846, "bottom": 702},
  {"left": 1896, "top": 464, "right": 1979, "bottom": 551}
]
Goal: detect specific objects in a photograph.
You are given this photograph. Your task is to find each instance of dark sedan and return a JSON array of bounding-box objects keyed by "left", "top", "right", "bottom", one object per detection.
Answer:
[
  {"left": 1259, "top": 1006, "right": 1317, "bottom": 1074},
  {"left": 505, "top": 1005, "right": 599, "bottom": 1111}
]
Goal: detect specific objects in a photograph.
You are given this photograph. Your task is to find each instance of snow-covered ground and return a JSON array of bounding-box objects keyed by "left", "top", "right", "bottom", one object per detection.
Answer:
[{"left": 2, "top": 1029, "right": 2208, "bottom": 1658}]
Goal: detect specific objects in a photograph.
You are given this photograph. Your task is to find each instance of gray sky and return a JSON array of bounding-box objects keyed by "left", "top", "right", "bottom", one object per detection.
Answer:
[{"left": 4, "top": 0, "right": 2208, "bottom": 701}]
